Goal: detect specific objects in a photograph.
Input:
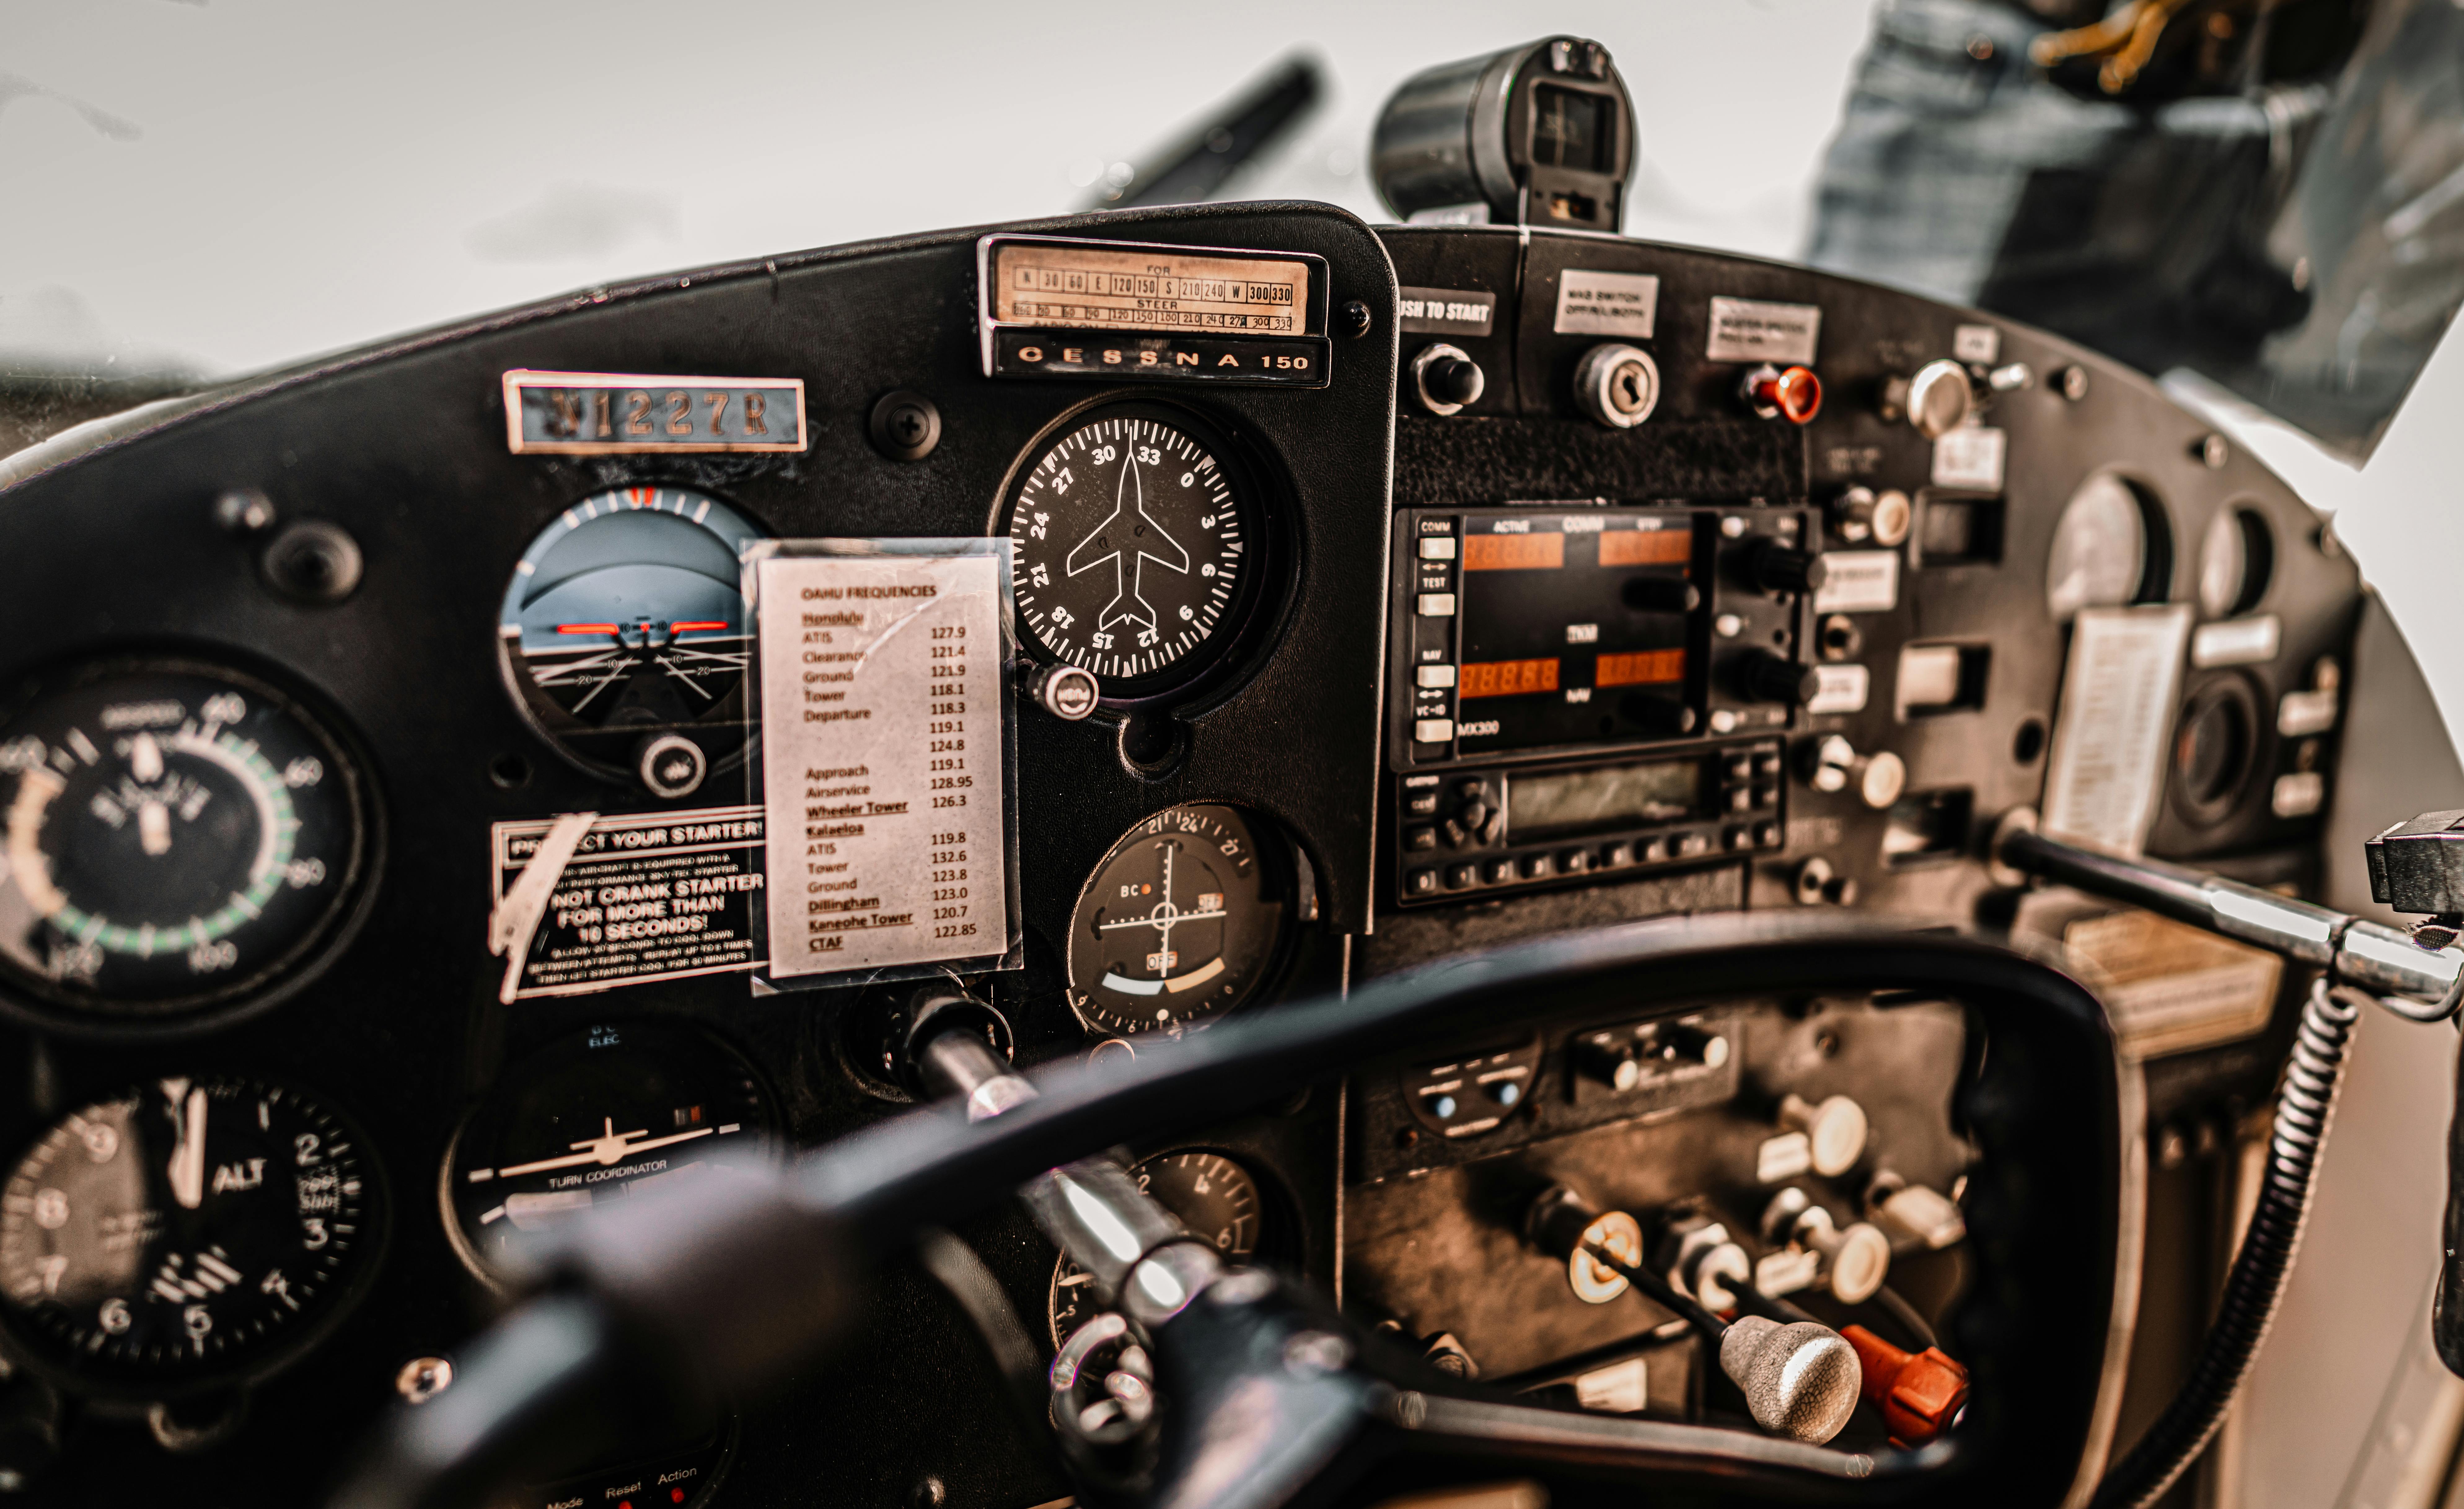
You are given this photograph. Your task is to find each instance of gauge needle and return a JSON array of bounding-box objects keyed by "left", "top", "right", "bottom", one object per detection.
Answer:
[
  {"left": 168, "top": 1085, "right": 206, "bottom": 1210},
  {"left": 490, "top": 1117, "right": 715, "bottom": 1178},
  {"left": 138, "top": 800, "right": 171, "bottom": 856}
]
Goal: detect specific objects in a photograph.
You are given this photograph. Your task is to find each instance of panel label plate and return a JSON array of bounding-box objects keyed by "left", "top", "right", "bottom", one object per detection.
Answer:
[
  {"left": 990, "top": 240, "right": 1308, "bottom": 333},
  {"left": 502, "top": 370, "right": 807, "bottom": 455},
  {"left": 490, "top": 806, "right": 767, "bottom": 999},
  {"left": 2043, "top": 604, "right": 2193, "bottom": 856},
  {"left": 747, "top": 542, "right": 1016, "bottom": 982},
  {"left": 1704, "top": 296, "right": 1820, "bottom": 364},
  {"left": 1553, "top": 270, "right": 1660, "bottom": 338},
  {"left": 1812, "top": 551, "right": 1899, "bottom": 614},
  {"left": 1931, "top": 426, "right": 2007, "bottom": 491},
  {"left": 1399, "top": 286, "right": 1498, "bottom": 336},
  {"left": 988, "top": 329, "right": 1327, "bottom": 386}
]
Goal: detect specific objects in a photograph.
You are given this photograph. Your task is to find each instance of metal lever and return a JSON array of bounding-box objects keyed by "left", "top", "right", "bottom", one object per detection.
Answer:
[
  {"left": 1995, "top": 825, "right": 2464, "bottom": 1020},
  {"left": 913, "top": 1020, "right": 1221, "bottom": 1330}
]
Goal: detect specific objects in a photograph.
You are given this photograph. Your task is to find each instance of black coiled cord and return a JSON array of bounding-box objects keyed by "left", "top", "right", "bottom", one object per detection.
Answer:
[{"left": 2090, "top": 978, "right": 2365, "bottom": 1509}]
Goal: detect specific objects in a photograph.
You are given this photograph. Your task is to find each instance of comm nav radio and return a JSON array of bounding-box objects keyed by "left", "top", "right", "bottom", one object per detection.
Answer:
[
  {"left": 1387, "top": 504, "right": 1823, "bottom": 768},
  {"left": 1394, "top": 743, "right": 1785, "bottom": 904}
]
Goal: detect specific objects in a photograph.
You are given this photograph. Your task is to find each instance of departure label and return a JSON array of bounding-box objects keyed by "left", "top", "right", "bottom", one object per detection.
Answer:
[
  {"left": 490, "top": 807, "right": 767, "bottom": 999},
  {"left": 750, "top": 545, "right": 1014, "bottom": 980}
]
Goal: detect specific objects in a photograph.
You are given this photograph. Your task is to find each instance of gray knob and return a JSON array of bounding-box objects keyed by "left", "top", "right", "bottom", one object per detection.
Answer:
[
  {"left": 1719, "top": 1315, "right": 1862, "bottom": 1444},
  {"left": 1905, "top": 359, "right": 1974, "bottom": 439},
  {"left": 1032, "top": 663, "right": 1101, "bottom": 721},
  {"left": 1573, "top": 343, "right": 1661, "bottom": 429}
]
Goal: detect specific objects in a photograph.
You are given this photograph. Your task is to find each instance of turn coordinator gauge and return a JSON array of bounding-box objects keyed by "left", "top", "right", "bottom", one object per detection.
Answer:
[{"left": 442, "top": 1022, "right": 777, "bottom": 1286}]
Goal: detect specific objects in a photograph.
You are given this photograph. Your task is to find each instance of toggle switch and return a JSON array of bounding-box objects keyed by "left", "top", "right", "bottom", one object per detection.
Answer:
[{"left": 1741, "top": 363, "right": 1823, "bottom": 424}]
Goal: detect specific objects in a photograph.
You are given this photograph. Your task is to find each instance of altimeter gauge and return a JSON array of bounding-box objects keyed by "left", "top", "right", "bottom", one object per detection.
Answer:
[
  {"left": 1065, "top": 803, "right": 1290, "bottom": 1037},
  {"left": 1003, "top": 404, "right": 1263, "bottom": 700},
  {"left": 0, "top": 660, "right": 371, "bottom": 1024},
  {"left": 0, "top": 1076, "right": 382, "bottom": 1394}
]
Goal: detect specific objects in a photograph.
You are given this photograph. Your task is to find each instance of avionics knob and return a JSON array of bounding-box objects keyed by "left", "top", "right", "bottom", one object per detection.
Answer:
[
  {"left": 1903, "top": 359, "right": 1974, "bottom": 439},
  {"left": 1779, "top": 1093, "right": 1869, "bottom": 1177},
  {"left": 1413, "top": 343, "right": 1485, "bottom": 415},
  {"left": 1799, "top": 735, "right": 1907, "bottom": 810},
  {"left": 1829, "top": 487, "right": 1912, "bottom": 548},
  {"left": 1622, "top": 576, "right": 1700, "bottom": 613},
  {"left": 1654, "top": 1021, "right": 1730, "bottom": 1069},
  {"left": 1576, "top": 1035, "right": 1643, "bottom": 1091},
  {"left": 1573, "top": 343, "right": 1661, "bottom": 429},
  {"left": 1620, "top": 692, "right": 1697, "bottom": 736},
  {"left": 1740, "top": 651, "right": 1820, "bottom": 707},
  {"left": 1748, "top": 542, "right": 1828, "bottom": 597}
]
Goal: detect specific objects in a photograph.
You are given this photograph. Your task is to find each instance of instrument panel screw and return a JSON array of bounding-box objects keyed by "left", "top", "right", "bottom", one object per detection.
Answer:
[
  {"left": 1339, "top": 299, "right": 1373, "bottom": 338},
  {"left": 2196, "top": 433, "right": 2230, "bottom": 469},
  {"left": 261, "top": 519, "right": 364, "bottom": 605},
  {"left": 868, "top": 389, "right": 942, "bottom": 462},
  {"left": 213, "top": 488, "right": 275, "bottom": 535},
  {"left": 2057, "top": 365, "right": 2090, "bottom": 401},
  {"left": 394, "top": 1357, "right": 454, "bottom": 1405}
]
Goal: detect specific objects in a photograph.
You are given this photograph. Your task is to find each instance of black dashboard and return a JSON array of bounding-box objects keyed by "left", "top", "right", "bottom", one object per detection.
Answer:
[{"left": 0, "top": 197, "right": 2369, "bottom": 1507}]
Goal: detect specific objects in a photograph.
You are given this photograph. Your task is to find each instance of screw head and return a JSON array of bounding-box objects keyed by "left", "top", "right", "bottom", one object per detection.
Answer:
[
  {"left": 1339, "top": 299, "right": 1373, "bottom": 339},
  {"left": 868, "top": 389, "right": 942, "bottom": 461},
  {"left": 261, "top": 519, "right": 363, "bottom": 604}
]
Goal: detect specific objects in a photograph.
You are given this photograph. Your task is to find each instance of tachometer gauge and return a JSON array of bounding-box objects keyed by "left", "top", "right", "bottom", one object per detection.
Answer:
[
  {"left": 442, "top": 1022, "right": 777, "bottom": 1286},
  {"left": 2046, "top": 474, "right": 2167, "bottom": 621},
  {"left": 1065, "top": 804, "right": 1289, "bottom": 1037},
  {"left": 1048, "top": 1150, "right": 1263, "bottom": 1347},
  {"left": 0, "top": 660, "right": 371, "bottom": 1025},
  {"left": 1003, "top": 404, "right": 1261, "bottom": 700},
  {"left": 0, "top": 1077, "right": 381, "bottom": 1395},
  {"left": 499, "top": 487, "right": 766, "bottom": 785}
]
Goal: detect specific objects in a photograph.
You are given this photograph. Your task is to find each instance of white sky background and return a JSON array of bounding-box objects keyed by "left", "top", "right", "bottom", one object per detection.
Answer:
[
  {"left": 0, "top": 0, "right": 1873, "bottom": 373},
  {"left": 7, "top": 0, "right": 2464, "bottom": 755}
]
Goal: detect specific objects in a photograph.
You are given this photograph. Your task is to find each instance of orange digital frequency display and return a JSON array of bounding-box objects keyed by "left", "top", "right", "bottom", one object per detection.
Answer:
[
  {"left": 1458, "top": 657, "right": 1561, "bottom": 699},
  {"left": 1595, "top": 529, "right": 1692, "bottom": 567},
  {"left": 1594, "top": 650, "right": 1686, "bottom": 687},
  {"left": 1461, "top": 533, "right": 1567, "bottom": 571}
]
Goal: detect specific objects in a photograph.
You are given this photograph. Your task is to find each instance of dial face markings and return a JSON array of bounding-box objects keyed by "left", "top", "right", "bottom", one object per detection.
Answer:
[
  {"left": 498, "top": 487, "right": 765, "bottom": 774},
  {"left": 0, "top": 665, "right": 365, "bottom": 1014},
  {"left": 0, "top": 1077, "right": 377, "bottom": 1383},
  {"left": 442, "top": 1024, "right": 776, "bottom": 1285},
  {"left": 1006, "top": 410, "right": 1252, "bottom": 691},
  {"left": 1065, "top": 804, "right": 1288, "bottom": 1038},
  {"left": 1048, "top": 1151, "right": 1264, "bottom": 1347}
]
